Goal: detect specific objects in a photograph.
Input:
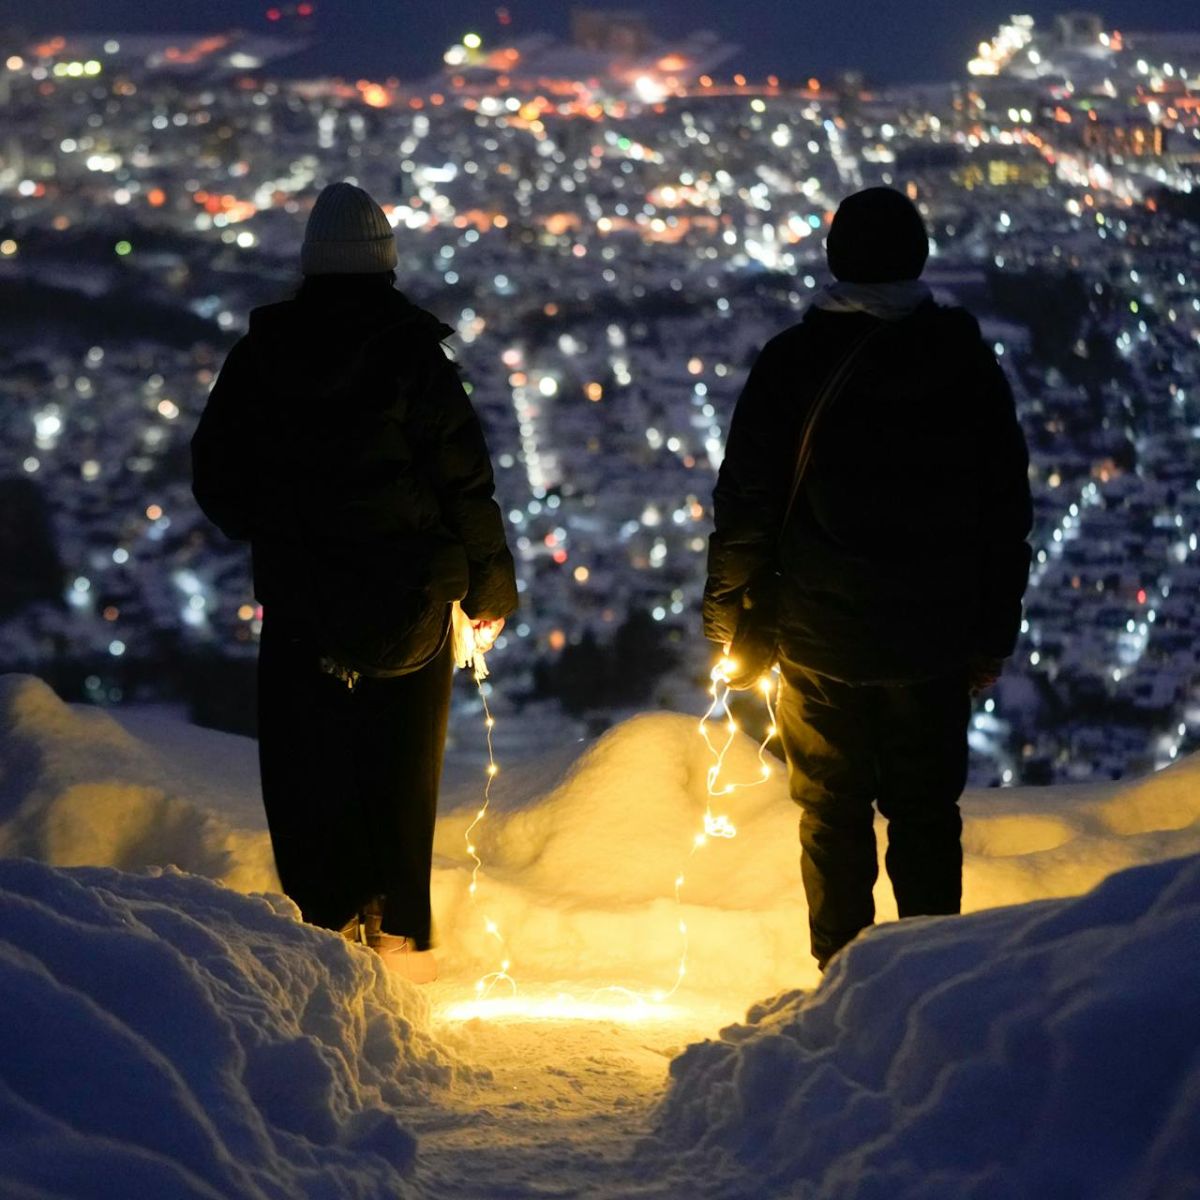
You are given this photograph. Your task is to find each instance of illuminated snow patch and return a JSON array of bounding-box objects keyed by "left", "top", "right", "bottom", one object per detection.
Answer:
[{"left": 439, "top": 989, "right": 683, "bottom": 1024}]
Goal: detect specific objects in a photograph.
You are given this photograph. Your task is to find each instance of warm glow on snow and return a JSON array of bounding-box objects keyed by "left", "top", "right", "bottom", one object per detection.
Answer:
[{"left": 439, "top": 989, "right": 683, "bottom": 1024}]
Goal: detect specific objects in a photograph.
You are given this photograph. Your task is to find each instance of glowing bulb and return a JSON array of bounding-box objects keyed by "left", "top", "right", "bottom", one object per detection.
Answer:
[
  {"left": 485, "top": 718, "right": 495, "bottom": 728},
  {"left": 694, "top": 833, "right": 707, "bottom": 848},
  {"left": 761, "top": 766, "right": 772, "bottom": 779},
  {"left": 485, "top": 920, "right": 499, "bottom": 935},
  {"left": 679, "top": 921, "right": 687, "bottom": 934},
  {"left": 466, "top": 843, "right": 475, "bottom": 854},
  {"left": 712, "top": 656, "right": 737, "bottom": 683},
  {"left": 487, "top": 763, "right": 499, "bottom": 777},
  {"left": 759, "top": 677, "right": 774, "bottom": 696},
  {"left": 767, "top": 725, "right": 777, "bottom": 736}
]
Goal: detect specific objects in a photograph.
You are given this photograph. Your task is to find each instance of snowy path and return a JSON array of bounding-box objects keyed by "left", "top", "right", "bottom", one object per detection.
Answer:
[{"left": 414, "top": 1011, "right": 681, "bottom": 1197}]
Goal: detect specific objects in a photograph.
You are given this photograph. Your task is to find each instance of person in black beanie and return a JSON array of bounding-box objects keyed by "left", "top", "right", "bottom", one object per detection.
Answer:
[{"left": 704, "top": 186, "right": 1031, "bottom": 972}]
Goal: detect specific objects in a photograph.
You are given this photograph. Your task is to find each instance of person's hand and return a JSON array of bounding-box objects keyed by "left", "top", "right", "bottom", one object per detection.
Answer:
[
  {"left": 472, "top": 617, "right": 504, "bottom": 654},
  {"left": 968, "top": 653, "right": 1005, "bottom": 696}
]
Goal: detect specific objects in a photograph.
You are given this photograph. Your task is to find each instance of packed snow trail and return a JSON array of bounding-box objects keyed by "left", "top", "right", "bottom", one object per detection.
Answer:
[{"left": 412, "top": 1011, "right": 696, "bottom": 1198}]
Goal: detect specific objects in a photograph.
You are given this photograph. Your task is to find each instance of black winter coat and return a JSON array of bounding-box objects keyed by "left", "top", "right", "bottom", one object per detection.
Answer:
[
  {"left": 192, "top": 289, "right": 517, "bottom": 663},
  {"left": 704, "top": 300, "right": 1032, "bottom": 684}
]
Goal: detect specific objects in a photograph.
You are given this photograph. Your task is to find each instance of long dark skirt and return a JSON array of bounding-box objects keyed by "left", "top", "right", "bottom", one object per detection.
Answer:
[{"left": 256, "top": 611, "right": 454, "bottom": 949}]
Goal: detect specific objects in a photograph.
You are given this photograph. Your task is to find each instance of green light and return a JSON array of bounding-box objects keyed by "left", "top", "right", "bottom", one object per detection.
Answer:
[
  {"left": 115, "top": 240, "right": 132, "bottom": 256},
  {"left": 463, "top": 32, "right": 482, "bottom": 50}
]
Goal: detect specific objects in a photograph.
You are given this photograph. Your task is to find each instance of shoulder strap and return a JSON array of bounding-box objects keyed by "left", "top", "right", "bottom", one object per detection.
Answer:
[{"left": 778, "top": 322, "right": 889, "bottom": 536}]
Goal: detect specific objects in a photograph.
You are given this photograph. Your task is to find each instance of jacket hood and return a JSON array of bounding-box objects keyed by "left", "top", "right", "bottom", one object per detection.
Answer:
[{"left": 247, "top": 290, "right": 454, "bottom": 399}]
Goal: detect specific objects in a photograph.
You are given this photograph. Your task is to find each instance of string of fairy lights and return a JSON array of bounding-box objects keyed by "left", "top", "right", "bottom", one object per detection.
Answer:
[
  {"left": 449, "top": 636, "right": 782, "bottom": 1020},
  {"left": 453, "top": 613, "right": 517, "bottom": 1002},
  {"left": 660, "top": 656, "right": 780, "bottom": 1001}
]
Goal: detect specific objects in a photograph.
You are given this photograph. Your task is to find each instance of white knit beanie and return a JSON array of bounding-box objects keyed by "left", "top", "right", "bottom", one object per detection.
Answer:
[{"left": 301, "top": 182, "right": 398, "bottom": 275}]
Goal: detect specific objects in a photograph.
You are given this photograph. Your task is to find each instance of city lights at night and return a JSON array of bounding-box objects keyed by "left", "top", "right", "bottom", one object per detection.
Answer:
[
  {"left": 1, "top": 5, "right": 1199, "bottom": 1197},
  {"left": 1, "top": 7, "right": 1198, "bottom": 782}
]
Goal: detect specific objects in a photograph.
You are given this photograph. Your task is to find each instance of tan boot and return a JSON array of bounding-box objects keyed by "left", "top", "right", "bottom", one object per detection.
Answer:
[
  {"left": 336, "top": 913, "right": 363, "bottom": 944},
  {"left": 369, "top": 932, "right": 438, "bottom": 984}
]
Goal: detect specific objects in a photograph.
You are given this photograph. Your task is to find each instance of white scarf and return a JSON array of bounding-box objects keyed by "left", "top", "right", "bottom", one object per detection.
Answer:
[{"left": 812, "top": 279, "right": 932, "bottom": 321}]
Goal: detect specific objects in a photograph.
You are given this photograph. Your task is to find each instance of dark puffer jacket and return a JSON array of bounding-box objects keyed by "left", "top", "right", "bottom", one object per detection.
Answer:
[
  {"left": 192, "top": 288, "right": 517, "bottom": 654},
  {"left": 704, "top": 300, "right": 1032, "bottom": 684}
]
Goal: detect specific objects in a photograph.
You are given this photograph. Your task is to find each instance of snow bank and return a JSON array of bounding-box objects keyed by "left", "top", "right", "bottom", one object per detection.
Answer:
[
  {"left": 0, "top": 857, "right": 464, "bottom": 1200},
  {"left": 3, "top": 674, "right": 1200, "bottom": 1006},
  {"left": 0, "top": 676, "right": 275, "bottom": 893},
  {"left": 3, "top": 674, "right": 1200, "bottom": 1196},
  {"left": 653, "top": 853, "right": 1200, "bottom": 1199}
]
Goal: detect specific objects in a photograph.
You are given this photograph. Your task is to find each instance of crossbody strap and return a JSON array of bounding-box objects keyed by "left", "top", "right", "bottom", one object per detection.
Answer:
[{"left": 778, "top": 322, "right": 889, "bottom": 538}]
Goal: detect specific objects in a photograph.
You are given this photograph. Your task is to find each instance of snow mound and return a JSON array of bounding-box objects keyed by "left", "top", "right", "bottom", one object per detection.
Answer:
[
  {"left": 431, "top": 712, "right": 811, "bottom": 995},
  {"left": 653, "top": 854, "right": 1200, "bottom": 1199},
  {"left": 0, "top": 858, "right": 466, "bottom": 1200},
  {"left": 3, "top": 674, "right": 1200, "bottom": 1009},
  {"left": 433, "top": 708, "right": 1200, "bottom": 998},
  {"left": 0, "top": 676, "right": 275, "bottom": 893}
]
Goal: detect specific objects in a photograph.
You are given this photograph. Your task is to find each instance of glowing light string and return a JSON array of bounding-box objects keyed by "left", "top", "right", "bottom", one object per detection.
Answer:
[
  {"left": 444, "top": 633, "right": 781, "bottom": 1022},
  {"left": 586, "top": 655, "right": 780, "bottom": 1010},
  {"left": 654, "top": 656, "right": 779, "bottom": 1001},
  {"left": 451, "top": 602, "right": 516, "bottom": 1000}
]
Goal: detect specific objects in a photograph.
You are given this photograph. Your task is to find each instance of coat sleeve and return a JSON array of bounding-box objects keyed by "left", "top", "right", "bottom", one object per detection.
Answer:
[
  {"left": 703, "top": 338, "right": 798, "bottom": 646},
  {"left": 191, "top": 337, "right": 258, "bottom": 542},
  {"left": 971, "top": 327, "right": 1033, "bottom": 657},
  {"left": 424, "top": 346, "right": 518, "bottom": 621}
]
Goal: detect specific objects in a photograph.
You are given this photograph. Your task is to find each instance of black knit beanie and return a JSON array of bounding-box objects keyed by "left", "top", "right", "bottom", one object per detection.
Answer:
[{"left": 826, "top": 187, "right": 929, "bottom": 283}]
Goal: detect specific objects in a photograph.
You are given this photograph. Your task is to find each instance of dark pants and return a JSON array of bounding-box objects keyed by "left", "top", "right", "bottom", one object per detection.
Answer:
[
  {"left": 257, "top": 612, "right": 453, "bottom": 950},
  {"left": 777, "top": 653, "right": 970, "bottom": 969}
]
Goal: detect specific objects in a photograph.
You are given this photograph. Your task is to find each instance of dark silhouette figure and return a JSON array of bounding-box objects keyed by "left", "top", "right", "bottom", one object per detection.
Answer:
[
  {"left": 704, "top": 187, "right": 1032, "bottom": 971},
  {"left": 191, "top": 182, "right": 516, "bottom": 976}
]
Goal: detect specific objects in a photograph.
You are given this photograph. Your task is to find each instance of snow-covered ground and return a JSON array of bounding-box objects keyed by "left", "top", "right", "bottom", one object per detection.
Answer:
[{"left": 1, "top": 673, "right": 1198, "bottom": 1198}]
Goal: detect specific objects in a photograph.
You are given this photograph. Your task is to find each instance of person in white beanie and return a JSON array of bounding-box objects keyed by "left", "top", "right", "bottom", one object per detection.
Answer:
[
  {"left": 299, "top": 179, "right": 400, "bottom": 276},
  {"left": 192, "top": 181, "right": 517, "bottom": 982}
]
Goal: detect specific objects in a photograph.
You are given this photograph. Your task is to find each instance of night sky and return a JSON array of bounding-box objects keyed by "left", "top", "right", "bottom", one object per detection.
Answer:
[{"left": 2, "top": 1, "right": 1199, "bottom": 85}]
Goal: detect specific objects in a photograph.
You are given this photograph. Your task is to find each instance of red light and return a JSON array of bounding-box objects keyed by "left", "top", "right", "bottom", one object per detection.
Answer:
[
  {"left": 552, "top": 549, "right": 568, "bottom": 565},
  {"left": 497, "top": 6, "right": 512, "bottom": 24},
  {"left": 297, "top": 2, "right": 314, "bottom": 13},
  {"left": 1137, "top": 588, "right": 1147, "bottom": 604},
  {"left": 266, "top": 7, "right": 281, "bottom": 20}
]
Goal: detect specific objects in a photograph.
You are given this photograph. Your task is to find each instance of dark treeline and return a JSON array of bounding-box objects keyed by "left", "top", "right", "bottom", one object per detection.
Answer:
[{"left": 0, "top": 278, "right": 224, "bottom": 350}]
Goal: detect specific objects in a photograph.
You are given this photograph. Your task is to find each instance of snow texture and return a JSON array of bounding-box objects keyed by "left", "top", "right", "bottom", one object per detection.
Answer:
[
  {"left": 432, "top": 705, "right": 1200, "bottom": 1000},
  {"left": 3, "top": 674, "right": 1199, "bottom": 1002},
  {"left": 0, "top": 675, "right": 275, "bottom": 894},
  {"left": 2, "top": 672, "right": 1200, "bottom": 1198},
  {"left": 653, "top": 853, "right": 1200, "bottom": 1199},
  {"left": 0, "top": 857, "right": 464, "bottom": 1200}
]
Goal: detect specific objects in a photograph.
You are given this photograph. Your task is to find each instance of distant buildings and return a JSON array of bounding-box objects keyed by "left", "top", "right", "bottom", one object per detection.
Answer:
[{"left": 0, "top": 11, "right": 1197, "bottom": 780}]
